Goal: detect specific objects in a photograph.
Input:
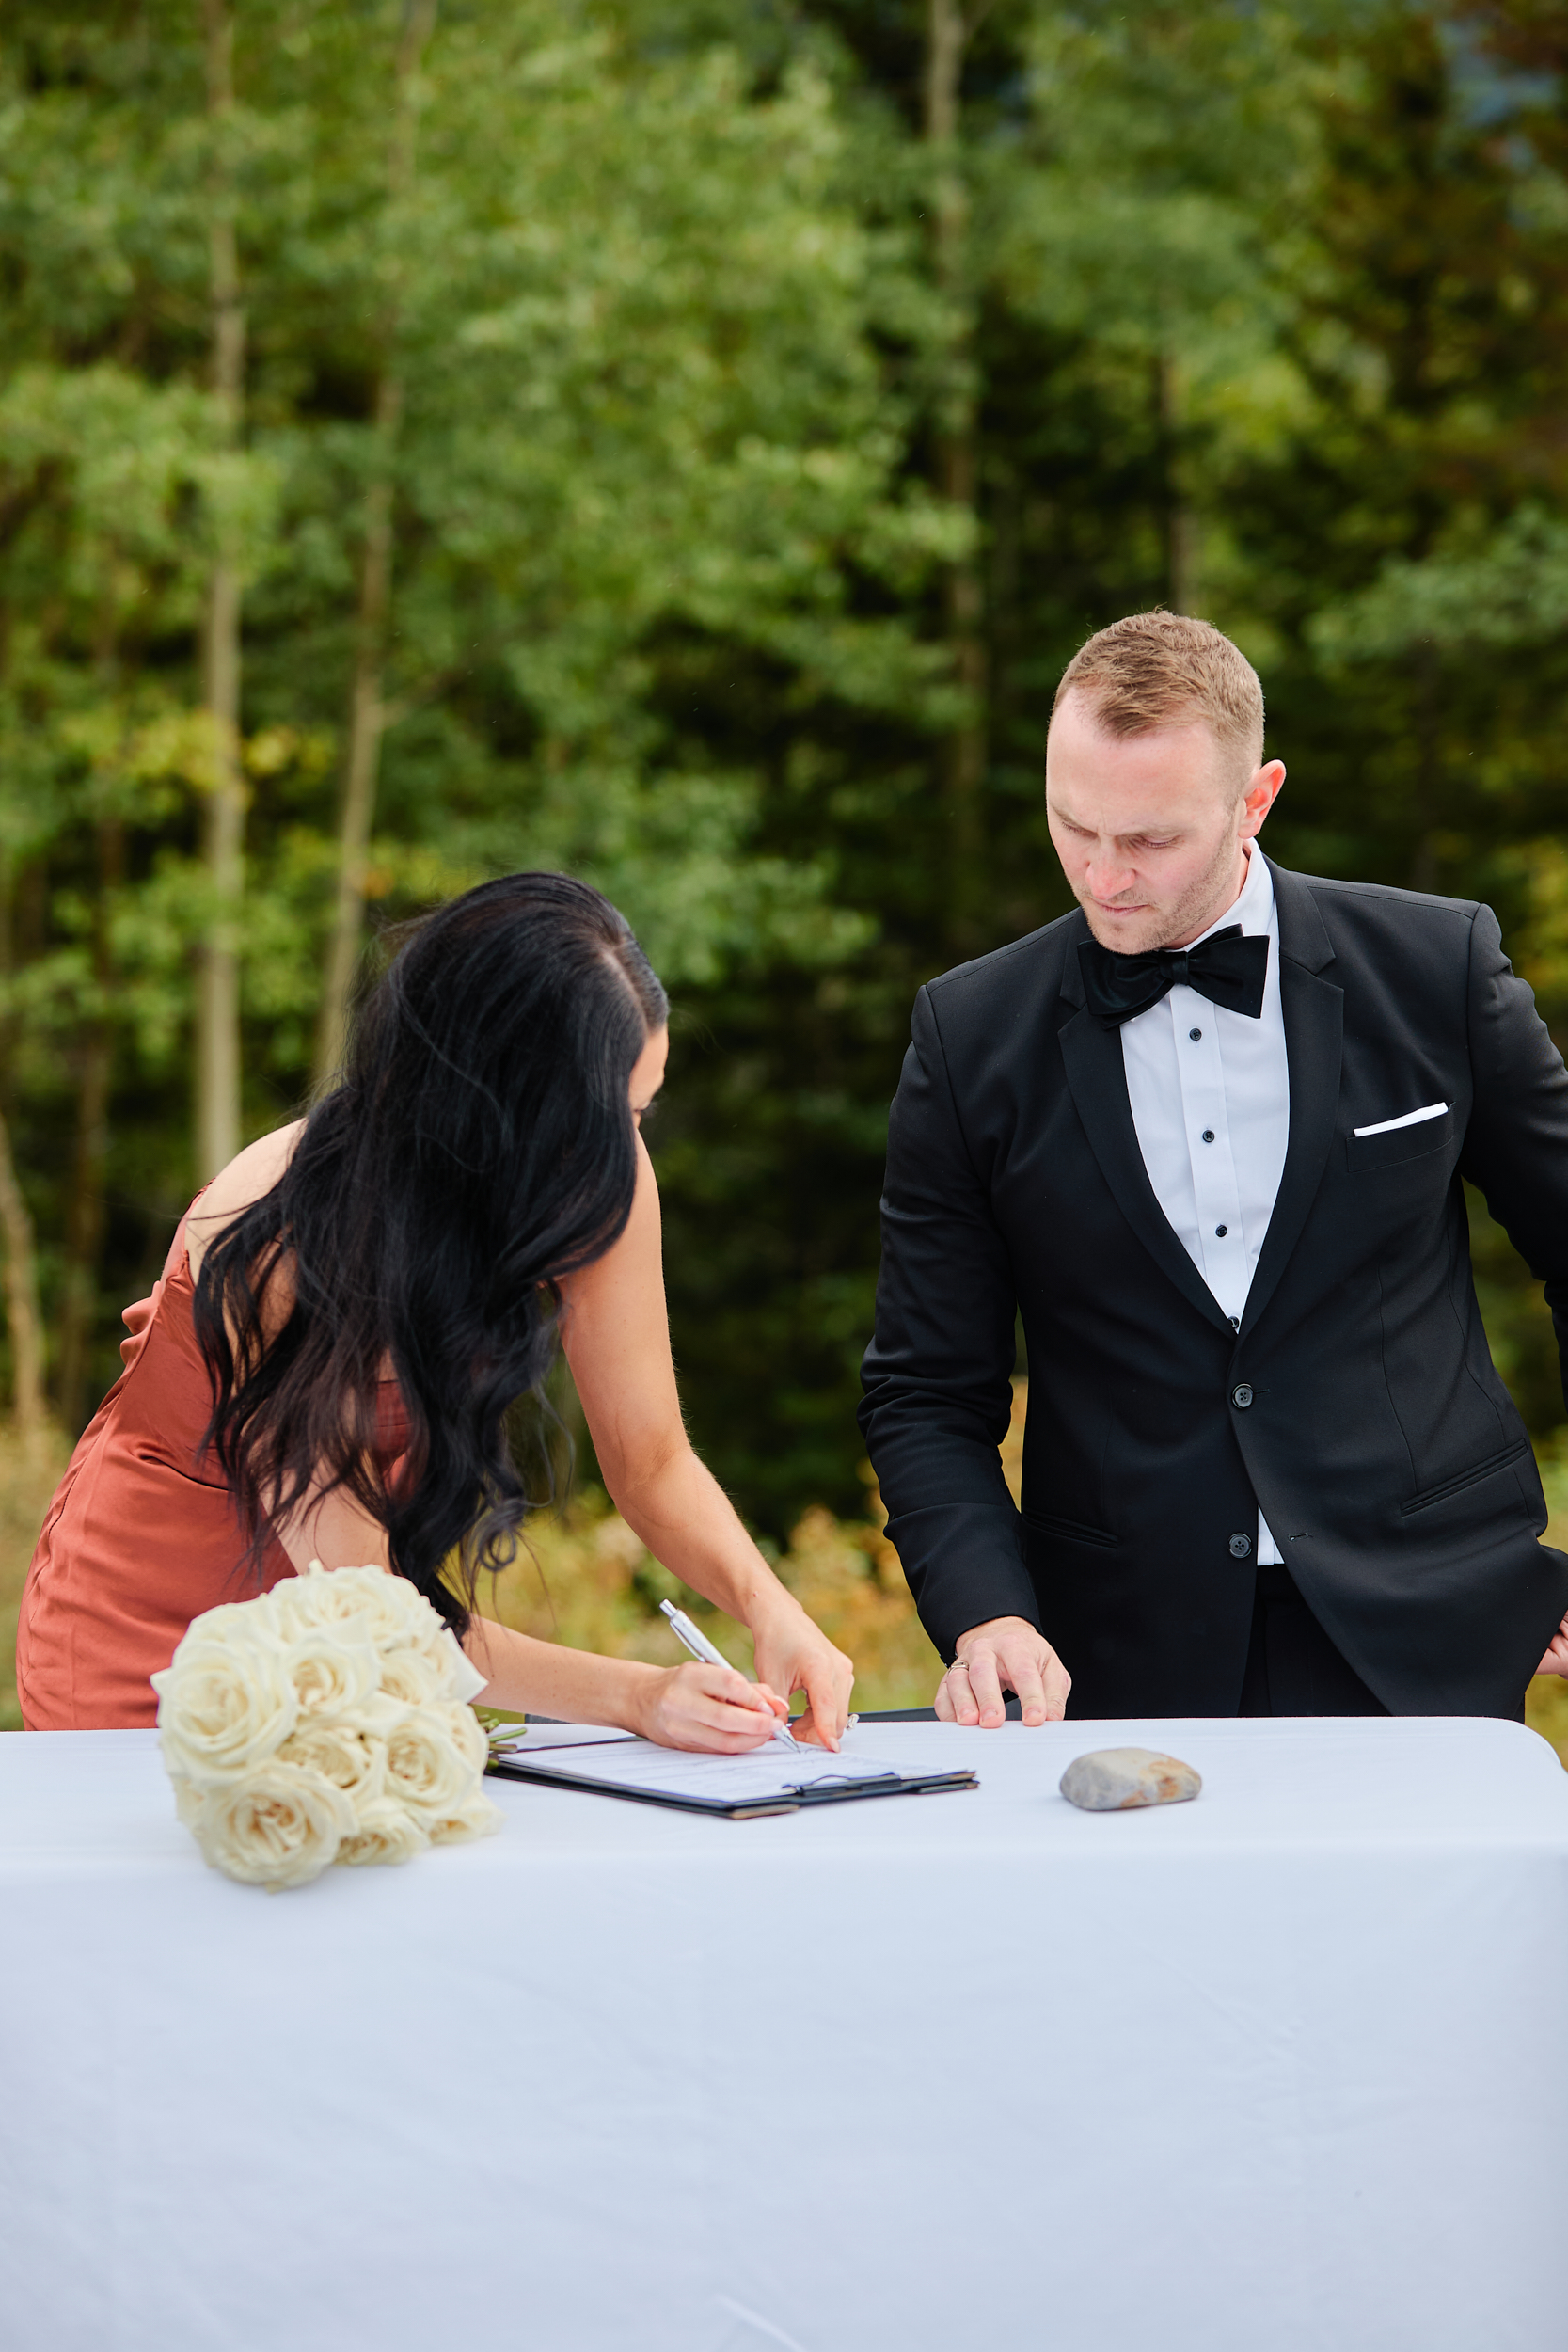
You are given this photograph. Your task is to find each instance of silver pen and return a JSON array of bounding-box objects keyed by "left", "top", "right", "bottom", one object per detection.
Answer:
[{"left": 658, "top": 1598, "right": 800, "bottom": 1753}]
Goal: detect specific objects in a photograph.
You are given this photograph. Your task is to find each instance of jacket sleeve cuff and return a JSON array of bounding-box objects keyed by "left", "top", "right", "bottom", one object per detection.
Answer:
[{"left": 884, "top": 1501, "right": 1040, "bottom": 1663}]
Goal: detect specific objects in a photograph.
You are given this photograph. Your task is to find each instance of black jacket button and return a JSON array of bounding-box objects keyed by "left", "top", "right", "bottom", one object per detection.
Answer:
[
  {"left": 1228, "top": 1533, "right": 1252, "bottom": 1558},
  {"left": 1231, "top": 1382, "right": 1253, "bottom": 1408}
]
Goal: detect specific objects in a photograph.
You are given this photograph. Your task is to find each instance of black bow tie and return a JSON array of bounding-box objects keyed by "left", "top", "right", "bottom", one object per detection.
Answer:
[{"left": 1077, "top": 925, "right": 1270, "bottom": 1030}]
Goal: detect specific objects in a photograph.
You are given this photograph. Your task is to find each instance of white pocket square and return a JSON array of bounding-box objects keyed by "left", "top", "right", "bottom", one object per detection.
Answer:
[{"left": 1354, "top": 1101, "right": 1449, "bottom": 1138}]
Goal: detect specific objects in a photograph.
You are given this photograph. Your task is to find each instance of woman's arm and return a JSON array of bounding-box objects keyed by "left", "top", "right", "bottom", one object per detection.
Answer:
[
  {"left": 272, "top": 1477, "right": 789, "bottom": 1752},
  {"left": 560, "top": 1137, "right": 854, "bottom": 1746}
]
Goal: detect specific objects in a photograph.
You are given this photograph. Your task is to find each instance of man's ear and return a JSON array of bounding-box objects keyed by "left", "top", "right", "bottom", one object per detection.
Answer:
[{"left": 1242, "top": 759, "right": 1286, "bottom": 836}]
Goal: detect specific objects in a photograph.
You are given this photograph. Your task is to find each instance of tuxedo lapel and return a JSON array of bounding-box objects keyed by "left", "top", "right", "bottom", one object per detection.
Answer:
[
  {"left": 1240, "top": 862, "right": 1343, "bottom": 1338},
  {"left": 1057, "top": 939, "right": 1234, "bottom": 1337}
]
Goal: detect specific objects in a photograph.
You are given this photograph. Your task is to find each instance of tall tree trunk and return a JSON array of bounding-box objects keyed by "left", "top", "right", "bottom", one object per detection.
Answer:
[
  {"left": 197, "top": 0, "right": 246, "bottom": 1181},
  {"left": 0, "top": 1108, "right": 45, "bottom": 1449},
  {"left": 314, "top": 0, "right": 438, "bottom": 1090},
  {"left": 55, "top": 817, "right": 124, "bottom": 1434},
  {"left": 925, "top": 0, "right": 987, "bottom": 954},
  {"left": 1409, "top": 643, "right": 1441, "bottom": 892},
  {"left": 1158, "top": 352, "right": 1200, "bottom": 613},
  {"left": 313, "top": 367, "right": 404, "bottom": 1090}
]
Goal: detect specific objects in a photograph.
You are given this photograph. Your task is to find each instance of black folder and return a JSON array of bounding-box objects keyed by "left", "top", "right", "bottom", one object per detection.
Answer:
[{"left": 487, "top": 1734, "right": 977, "bottom": 1820}]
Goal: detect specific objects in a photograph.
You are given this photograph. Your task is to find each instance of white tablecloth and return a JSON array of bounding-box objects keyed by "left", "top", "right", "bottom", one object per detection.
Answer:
[{"left": 1, "top": 1717, "right": 1564, "bottom": 2352}]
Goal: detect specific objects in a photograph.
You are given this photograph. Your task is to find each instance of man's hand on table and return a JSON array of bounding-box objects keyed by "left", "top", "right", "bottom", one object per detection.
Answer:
[
  {"left": 1536, "top": 1613, "right": 1568, "bottom": 1677},
  {"left": 935, "top": 1616, "right": 1070, "bottom": 1727}
]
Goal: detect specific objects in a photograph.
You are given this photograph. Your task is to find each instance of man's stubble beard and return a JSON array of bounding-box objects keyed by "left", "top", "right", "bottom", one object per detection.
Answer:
[{"left": 1079, "top": 822, "right": 1247, "bottom": 956}]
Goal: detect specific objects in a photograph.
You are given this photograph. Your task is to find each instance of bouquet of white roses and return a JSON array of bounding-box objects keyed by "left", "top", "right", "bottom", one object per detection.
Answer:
[{"left": 151, "top": 1562, "right": 503, "bottom": 1891}]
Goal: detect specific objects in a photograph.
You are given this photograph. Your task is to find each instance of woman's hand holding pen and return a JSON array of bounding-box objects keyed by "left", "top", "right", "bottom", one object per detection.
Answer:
[{"left": 634, "top": 1661, "right": 790, "bottom": 1754}]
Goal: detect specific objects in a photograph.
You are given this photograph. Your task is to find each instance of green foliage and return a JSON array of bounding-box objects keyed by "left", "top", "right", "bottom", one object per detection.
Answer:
[
  {"left": 0, "top": 0, "right": 953, "bottom": 1440},
  {"left": 4, "top": 0, "right": 1568, "bottom": 1539}
]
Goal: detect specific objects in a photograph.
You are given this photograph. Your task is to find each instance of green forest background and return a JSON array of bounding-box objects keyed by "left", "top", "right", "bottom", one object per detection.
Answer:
[{"left": 8, "top": 0, "right": 1568, "bottom": 1746}]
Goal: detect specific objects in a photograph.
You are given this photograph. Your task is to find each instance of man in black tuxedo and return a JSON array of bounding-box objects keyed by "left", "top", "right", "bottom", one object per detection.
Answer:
[{"left": 859, "top": 611, "right": 1568, "bottom": 1723}]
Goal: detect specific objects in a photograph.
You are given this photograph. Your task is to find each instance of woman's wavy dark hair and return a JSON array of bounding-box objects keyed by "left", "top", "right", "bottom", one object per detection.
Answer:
[{"left": 193, "top": 871, "right": 668, "bottom": 1635}]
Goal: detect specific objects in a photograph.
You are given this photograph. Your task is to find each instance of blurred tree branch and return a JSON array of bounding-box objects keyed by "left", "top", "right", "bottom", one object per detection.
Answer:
[{"left": 196, "top": 0, "right": 246, "bottom": 1180}]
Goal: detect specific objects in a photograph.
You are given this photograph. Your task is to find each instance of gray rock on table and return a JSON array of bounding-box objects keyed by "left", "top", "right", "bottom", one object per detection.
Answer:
[{"left": 1059, "top": 1746, "right": 1201, "bottom": 1812}]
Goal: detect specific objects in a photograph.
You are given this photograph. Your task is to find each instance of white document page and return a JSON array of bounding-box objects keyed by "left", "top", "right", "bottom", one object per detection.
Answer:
[{"left": 496, "top": 1735, "right": 909, "bottom": 1805}]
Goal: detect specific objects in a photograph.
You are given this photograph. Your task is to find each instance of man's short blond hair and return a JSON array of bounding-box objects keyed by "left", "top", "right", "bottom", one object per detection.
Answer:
[{"left": 1052, "top": 610, "right": 1265, "bottom": 779}]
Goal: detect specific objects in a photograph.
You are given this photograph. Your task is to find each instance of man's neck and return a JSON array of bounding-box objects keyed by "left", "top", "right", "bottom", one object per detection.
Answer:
[{"left": 1164, "top": 843, "right": 1251, "bottom": 950}]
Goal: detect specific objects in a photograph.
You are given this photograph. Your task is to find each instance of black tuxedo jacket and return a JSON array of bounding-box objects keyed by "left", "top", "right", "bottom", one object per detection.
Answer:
[{"left": 858, "top": 862, "right": 1568, "bottom": 1718}]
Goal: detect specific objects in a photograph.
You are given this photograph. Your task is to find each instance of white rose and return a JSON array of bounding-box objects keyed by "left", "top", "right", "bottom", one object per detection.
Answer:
[
  {"left": 285, "top": 1627, "right": 381, "bottom": 1721},
  {"left": 271, "top": 1563, "right": 400, "bottom": 1642},
  {"left": 384, "top": 1706, "right": 483, "bottom": 1820},
  {"left": 353, "top": 1691, "right": 413, "bottom": 1738},
  {"left": 336, "top": 1796, "right": 429, "bottom": 1868},
  {"left": 438, "top": 1700, "right": 490, "bottom": 1775},
  {"left": 376, "top": 1646, "right": 444, "bottom": 1708},
  {"left": 434, "top": 1629, "right": 490, "bottom": 1705},
  {"left": 274, "top": 1562, "right": 449, "bottom": 1658},
  {"left": 168, "top": 1772, "right": 205, "bottom": 1829},
  {"left": 154, "top": 1596, "right": 289, "bottom": 1689},
  {"left": 387, "top": 1606, "right": 466, "bottom": 1676},
  {"left": 427, "top": 1791, "right": 504, "bottom": 1847},
  {"left": 380, "top": 1635, "right": 484, "bottom": 1705},
  {"left": 182, "top": 1598, "right": 286, "bottom": 1651},
  {"left": 153, "top": 1629, "right": 299, "bottom": 1788},
  {"left": 181, "top": 1761, "right": 353, "bottom": 1890},
  {"left": 265, "top": 1575, "right": 334, "bottom": 1642},
  {"left": 277, "top": 1717, "right": 386, "bottom": 1804}
]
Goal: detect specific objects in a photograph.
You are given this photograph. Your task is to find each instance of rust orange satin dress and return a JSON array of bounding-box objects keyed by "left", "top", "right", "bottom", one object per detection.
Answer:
[{"left": 16, "top": 1206, "right": 404, "bottom": 1730}]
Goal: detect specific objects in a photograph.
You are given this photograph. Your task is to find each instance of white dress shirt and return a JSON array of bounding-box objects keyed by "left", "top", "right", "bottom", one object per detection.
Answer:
[{"left": 1119, "top": 845, "right": 1289, "bottom": 1565}]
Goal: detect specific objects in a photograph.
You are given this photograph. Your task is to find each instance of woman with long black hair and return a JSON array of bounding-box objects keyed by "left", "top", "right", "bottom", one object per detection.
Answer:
[{"left": 18, "top": 873, "right": 854, "bottom": 1749}]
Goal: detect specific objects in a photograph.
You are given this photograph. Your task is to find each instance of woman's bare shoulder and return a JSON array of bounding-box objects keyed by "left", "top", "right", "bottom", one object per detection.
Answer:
[{"left": 185, "top": 1120, "right": 307, "bottom": 1279}]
